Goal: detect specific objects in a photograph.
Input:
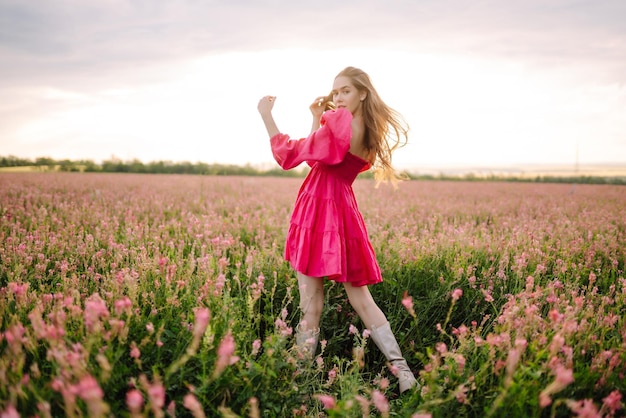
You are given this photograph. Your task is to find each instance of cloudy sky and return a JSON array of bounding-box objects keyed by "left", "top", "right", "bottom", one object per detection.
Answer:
[{"left": 1, "top": 0, "right": 625, "bottom": 172}]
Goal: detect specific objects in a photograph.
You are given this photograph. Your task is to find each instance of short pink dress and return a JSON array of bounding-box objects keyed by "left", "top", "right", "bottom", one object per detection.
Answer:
[{"left": 270, "top": 108, "right": 382, "bottom": 287}]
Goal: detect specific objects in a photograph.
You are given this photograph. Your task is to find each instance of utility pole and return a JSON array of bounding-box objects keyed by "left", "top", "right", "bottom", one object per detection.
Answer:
[
  {"left": 570, "top": 141, "right": 579, "bottom": 194},
  {"left": 574, "top": 140, "right": 580, "bottom": 176}
]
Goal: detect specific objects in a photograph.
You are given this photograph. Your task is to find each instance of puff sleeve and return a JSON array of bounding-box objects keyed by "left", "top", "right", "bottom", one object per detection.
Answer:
[{"left": 270, "top": 108, "right": 352, "bottom": 170}]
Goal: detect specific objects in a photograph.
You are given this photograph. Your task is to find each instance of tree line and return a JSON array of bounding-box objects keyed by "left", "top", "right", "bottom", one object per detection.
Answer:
[
  {"left": 0, "top": 155, "right": 308, "bottom": 178},
  {"left": 1, "top": 155, "right": 623, "bottom": 185}
]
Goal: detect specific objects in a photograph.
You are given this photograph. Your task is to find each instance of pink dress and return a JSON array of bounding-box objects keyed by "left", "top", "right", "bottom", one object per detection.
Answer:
[{"left": 270, "top": 108, "right": 382, "bottom": 287}]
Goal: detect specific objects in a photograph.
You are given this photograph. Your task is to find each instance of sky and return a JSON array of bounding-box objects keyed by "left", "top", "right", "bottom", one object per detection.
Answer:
[{"left": 1, "top": 0, "right": 625, "bottom": 173}]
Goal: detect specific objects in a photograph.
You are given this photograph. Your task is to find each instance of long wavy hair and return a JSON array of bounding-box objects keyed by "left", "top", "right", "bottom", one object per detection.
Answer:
[{"left": 334, "top": 66, "right": 409, "bottom": 186}]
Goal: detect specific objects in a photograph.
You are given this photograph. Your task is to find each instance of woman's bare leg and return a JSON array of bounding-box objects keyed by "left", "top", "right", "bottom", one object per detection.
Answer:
[
  {"left": 296, "top": 272, "right": 324, "bottom": 330},
  {"left": 342, "top": 282, "right": 387, "bottom": 329},
  {"left": 343, "top": 281, "right": 417, "bottom": 392}
]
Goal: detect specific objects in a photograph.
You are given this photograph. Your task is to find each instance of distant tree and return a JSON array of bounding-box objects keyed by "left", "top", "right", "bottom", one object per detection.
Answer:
[
  {"left": 0, "top": 155, "right": 34, "bottom": 167},
  {"left": 80, "top": 160, "right": 101, "bottom": 172},
  {"left": 128, "top": 159, "right": 146, "bottom": 173},
  {"left": 35, "top": 157, "right": 55, "bottom": 167}
]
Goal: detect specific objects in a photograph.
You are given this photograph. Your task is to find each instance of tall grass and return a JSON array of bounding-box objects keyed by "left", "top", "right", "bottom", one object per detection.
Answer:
[{"left": 1, "top": 173, "right": 624, "bottom": 417}]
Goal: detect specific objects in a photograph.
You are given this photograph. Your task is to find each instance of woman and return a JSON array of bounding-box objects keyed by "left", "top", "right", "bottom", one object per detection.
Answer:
[{"left": 257, "top": 66, "right": 417, "bottom": 393}]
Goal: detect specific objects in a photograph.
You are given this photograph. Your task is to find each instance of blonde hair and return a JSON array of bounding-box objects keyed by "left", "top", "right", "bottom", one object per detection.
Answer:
[{"left": 335, "top": 66, "right": 409, "bottom": 186}]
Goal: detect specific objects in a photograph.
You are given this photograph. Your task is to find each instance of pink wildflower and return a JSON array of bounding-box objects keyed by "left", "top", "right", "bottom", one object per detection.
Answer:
[
  {"left": 328, "top": 368, "right": 337, "bottom": 381},
  {"left": 4, "top": 323, "right": 26, "bottom": 354},
  {"left": 251, "top": 339, "right": 261, "bottom": 356},
  {"left": 75, "top": 375, "right": 108, "bottom": 417},
  {"left": 524, "top": 305, "right": 539, "bottom": 317},
  {"left": 451, "top": 288, "right": 463, "bottom": 301},
  {"left": 114, "top": 296, "right": 132, "bottom": 316},
  {"left": 167, "top": 401, "right": 176, "bottom": 417},
  {"left": 402, "top": 291, "right": 416, "bottom": 317},
  {"left": 455, "top": 354, "right": 466, "bottom": 373},
  {"left": 274, "top": 318, "right": 292, "bottom": 337},
  {"left": 566, "top": 399, "right": 601, "bottom": 418},
  {"left": 349, "top": 324, "right": 358, "bottom": 335},
  {"left": 130, "top": 342, "right": 141, "bottom": 359},
  {"left": 486, "top": 333, "right": 507, "bottom": 347},
  {"left": 214, "top": 273, "right": 226, "bottom": 295},
  {"left": 249, "top": 397, "right": 260, "bottom": 418},
  {"left": 316, "top": 356, "right": 324, "bottom": 368},
  {"left": 218, "top": 256, "right": 228, "bottom": 270},
  {"left": 468, "top": 275, "right": 477, "bottom": 287},
  {"left": 1, "top": 405, "right": 19, "bottom": 418},
  {"left": 452, "top": 324, "right": 469, "bottom": 336},
  {"left": 75, "top": 375, "right": 103, "bottom": 400},
  {"left": 539, "top": 363, "right": 574, "bottom": 407},
  {"left": 251, "top": 274, "right": 265, "bottom": 299},
  {"left": 372, "top": 390, "right": 389, "bottom": 417},
  {"left": 554, "top": 364, "right": 574, "bottom": 386},
  {"left": 292, "top": 404, "right": 308, "bottom": 416},
  {"left": 353, "top": 345, "right": 365, "bottom": 368},
  {"left": 354, "top": 395, "right": 370, "bottom": 416},
  {"left": 147, "top": 381, "right": 165, "bottom": 410},
  {"left": 602, "top": 390, "right": 622, "bottom": 415},
  {"left": 183, "top": 393, "right": 206, "bottom": 418},
  {"left": 84, "top": 293, "right": 110, "bottom": 333},
  {"left": 126, "top": 389, "right": 144, "bottom": 413},
  {"left": 108, "top": 319, "right": 126, "bottom": 336},
  {"left": 506, "top": 348, "right": 523, "bottom": 377},
  {"left": 482, "top": 289, "right": 494, "bottom": 303},
  {"left": 549, "top": 334, "right": 565, "bottom": 356},
  {"left": 603, "top": 313, "right": 619, "bottom": 328},
  {"left": 389, "top": 363, "right": 400, "bottom": 377},
  {"left": 8, "top": 282, "right": 29, "bottom": 298},
  {"left": 548, "top": 309, "right": 563, "bottom": 323},
  {"left": 314, "top": 394, "right": 336, "bottom": 410},
  {"left": 214, "top": 332, "right": 239, "bottom": 376},
  {"left": 455, "top": 384, "right": 469, "bottom": 404},
  {"left": 192, "top": 307, "right": 211, "bottom": 338}
]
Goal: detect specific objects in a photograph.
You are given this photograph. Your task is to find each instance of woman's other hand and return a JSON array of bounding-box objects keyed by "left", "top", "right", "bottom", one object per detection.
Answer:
[
  {"left": 309, "top": 96, "right": 327, "bottom": 119},
  {"left": 258, "top": 95, "right": 276, "bottom": 115}
]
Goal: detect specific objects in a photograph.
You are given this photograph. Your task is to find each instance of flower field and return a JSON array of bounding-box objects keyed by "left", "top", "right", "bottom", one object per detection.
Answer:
[{"left": 1, "top": 172, "right": 624, "bottom": 417}]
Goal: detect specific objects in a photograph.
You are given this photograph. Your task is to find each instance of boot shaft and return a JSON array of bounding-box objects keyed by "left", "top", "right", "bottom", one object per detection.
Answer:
[
  {"left": 295, "top": 323, "right": 320, "bottom": 360},
  {"left": 369, "top": 321, "right": 418, "bottom": 393}
]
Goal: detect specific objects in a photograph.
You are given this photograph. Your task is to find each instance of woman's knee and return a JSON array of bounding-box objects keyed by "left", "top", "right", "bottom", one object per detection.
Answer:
[{"left": 343, "top": 283, "right": 374, "bottom": 309}]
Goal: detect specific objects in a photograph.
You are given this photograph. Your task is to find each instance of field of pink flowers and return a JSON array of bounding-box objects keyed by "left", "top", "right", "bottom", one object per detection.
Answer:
[{"left": 1, "top": 172, "right": 624, "bottom": 417}]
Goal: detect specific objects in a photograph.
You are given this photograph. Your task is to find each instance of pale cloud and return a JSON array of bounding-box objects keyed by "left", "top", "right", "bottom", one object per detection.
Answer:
[{"left": 2, "top": 0, "right": 625, "bottom": 85}]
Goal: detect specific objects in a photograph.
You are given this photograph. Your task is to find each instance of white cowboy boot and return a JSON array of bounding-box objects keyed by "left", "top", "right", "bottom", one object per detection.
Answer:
[
  {"left": 295, "top": 323, "right": 320, "bottom": 362},
  {"left": 369, "top": 321, "right": 417, "bottom": 393}
]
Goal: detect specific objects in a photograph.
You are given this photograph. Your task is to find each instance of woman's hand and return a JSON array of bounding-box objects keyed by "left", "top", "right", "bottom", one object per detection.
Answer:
[
  {"left": 258, "top": 96, "right": 279, "bottom": 138},
  {"left": 309, "top": 96, "right": 327, "bottom": 120},
  {"left": 258, "top": 95, "right": 276, "bottom": 116}
]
